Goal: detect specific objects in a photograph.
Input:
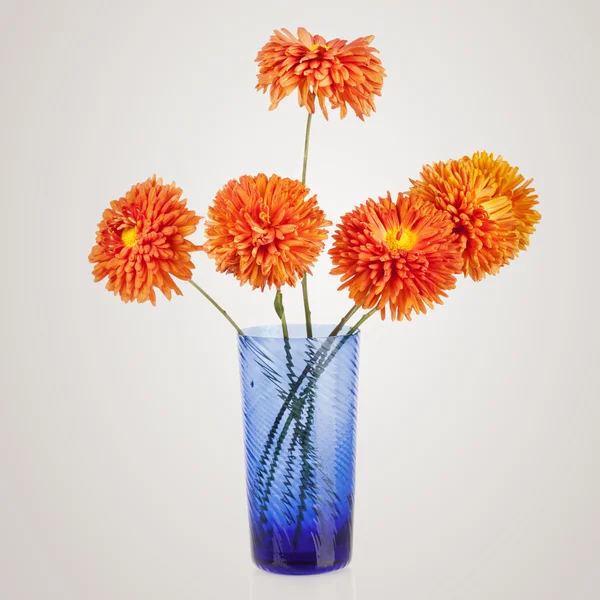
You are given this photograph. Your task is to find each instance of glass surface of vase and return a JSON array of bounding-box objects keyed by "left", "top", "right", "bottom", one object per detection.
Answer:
[{"left": 238, "top": 324, "right": 360, "bottom": 575}]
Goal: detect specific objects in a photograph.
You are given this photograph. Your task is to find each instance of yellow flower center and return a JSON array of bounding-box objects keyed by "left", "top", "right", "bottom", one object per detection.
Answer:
[
  {"left": 309, "top": 43, "right": 330, "bottom": 51},
  {"left": 385, "top": 227, "right": 417, "bottom": 252},
  {"left": 121, "top": 227, "right": 137, "bottom": 247}
]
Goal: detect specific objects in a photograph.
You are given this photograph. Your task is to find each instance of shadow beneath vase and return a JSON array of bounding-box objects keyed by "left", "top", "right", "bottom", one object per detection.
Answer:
[{"left": 250, "top": 566, "right": 356, "bottom": 600}]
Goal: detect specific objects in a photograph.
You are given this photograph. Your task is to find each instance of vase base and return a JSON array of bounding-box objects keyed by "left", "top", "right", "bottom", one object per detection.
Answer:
[{"left": 254, "top": 557, "right": 350, "bottom": 576}]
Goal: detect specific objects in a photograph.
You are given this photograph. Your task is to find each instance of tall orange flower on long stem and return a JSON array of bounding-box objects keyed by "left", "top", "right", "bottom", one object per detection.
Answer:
[
  {"left": 256, "top": 27, "right": 385, "bottom": 120},
  {"left": 256, "top": 26, "right": 385, "bottom": 334},
  {"left": 89, "top": 176, "right": 202, "bottom": 305}
]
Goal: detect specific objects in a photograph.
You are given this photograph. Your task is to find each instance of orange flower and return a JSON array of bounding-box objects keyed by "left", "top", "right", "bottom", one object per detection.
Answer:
[
  {"left": 204, "top": 174, "right": 331, "bottom": 290},
  {"left": 409, "top": 159, "right": 520, "bottom": 281},
  {"left": 255, "top": 27, "right": 385, "bottom": 120},
  {"left": 329, "top": 193, "right": 463, "bottom": 321},
  {"left": 89, "top": 176, "right": 201, "bottom": 305},
  {"left": 469, "top": 151, "right": 540, "bottom": 251}
]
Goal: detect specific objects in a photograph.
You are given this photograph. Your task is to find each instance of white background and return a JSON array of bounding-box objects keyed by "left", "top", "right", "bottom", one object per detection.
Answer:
[{"left": 1, "top": 0, "right": 599, "bottom": 598}]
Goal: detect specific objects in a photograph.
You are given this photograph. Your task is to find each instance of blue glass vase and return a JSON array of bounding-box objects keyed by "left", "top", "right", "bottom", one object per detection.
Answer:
[{"left": 238, "top": 324, "right": 360, "bottom": 575}]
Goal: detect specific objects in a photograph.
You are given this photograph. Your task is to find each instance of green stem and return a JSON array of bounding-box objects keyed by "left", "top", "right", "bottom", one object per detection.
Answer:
[
  {"left": 301, "top": 112, "right": 312, "bottom": 185},
  {"left": 301, "top": 110, "right": 314, "bottom": 338},
  {"left": 301, "top": 276, "right": 312, "bottom": 338},
  {"left": 347, "top": 307, "right": 378, "bottom": 335},
  {"left": 189, "top": 280, "right": 244, "bottom": 335},
  {"left": 274, "top": 289, "right": 289, "bottom": 339},
  {"left": 255, "top": 306, "right": 375, "bottom": 528},
  {"left": 255, "top": 304, "right": 367, "bottom": 477},
  {"left": 329, "top": 304, "right": 361, "bottom": 337}
]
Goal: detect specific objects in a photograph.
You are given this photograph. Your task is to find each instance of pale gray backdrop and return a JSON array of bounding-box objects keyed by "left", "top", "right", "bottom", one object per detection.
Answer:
[{"left": 1, "top": 0, "right": 599, "bottom": 598}]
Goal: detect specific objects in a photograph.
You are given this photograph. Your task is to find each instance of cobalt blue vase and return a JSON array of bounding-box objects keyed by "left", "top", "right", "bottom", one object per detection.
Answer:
[{"left": 238, "top": 324, "right": 360, "bottom": 575}]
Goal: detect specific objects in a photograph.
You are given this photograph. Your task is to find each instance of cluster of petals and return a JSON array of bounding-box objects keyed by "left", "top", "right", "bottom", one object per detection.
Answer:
[
  {"left": 469, "top": 151, "right": 540, "bottom": 251},
  {"left": 329, "top": 192, "right": 464, "bottom": 320},
  {"left": 256, "top": 27, "right": 385, "bottom": 120},
  {"left": 203, "top": 173, "right": 331, "bottom": 290},
  {"left": 89, "top": 176, "right": 201, "bottom": 305},
  {"left": 409, "top": 152, "right": 539, "bottom": 281}
]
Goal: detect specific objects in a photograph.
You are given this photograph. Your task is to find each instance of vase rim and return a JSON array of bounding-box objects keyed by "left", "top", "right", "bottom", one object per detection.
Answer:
[{"left": 239, "top": 324, "right": 360, "bottom": 340}]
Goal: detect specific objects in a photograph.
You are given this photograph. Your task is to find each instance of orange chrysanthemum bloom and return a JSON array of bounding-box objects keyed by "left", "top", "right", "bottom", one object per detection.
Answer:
[
  {"left": 329, "top": 193, "right": 463, "bottom": 321},
  {"left": 469, "top": 151, "right": 540, "bottom": 251},
  {"left": 409, "top": 159, "right": 521, "bottom": 281},
  {"left": 255, "top": 27, "right": 385, "bottom": 120},
  {"left": 204, "top": 174, "right": 331, "bottom": 290},
  {"left": 89, "top": 176, "right": 202, "bottom": 305}
]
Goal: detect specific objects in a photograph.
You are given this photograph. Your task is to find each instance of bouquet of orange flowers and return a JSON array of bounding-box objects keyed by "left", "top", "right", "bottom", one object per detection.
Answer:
[{"left": 89, "top": 27, "right": 540, "bottom": 575}]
